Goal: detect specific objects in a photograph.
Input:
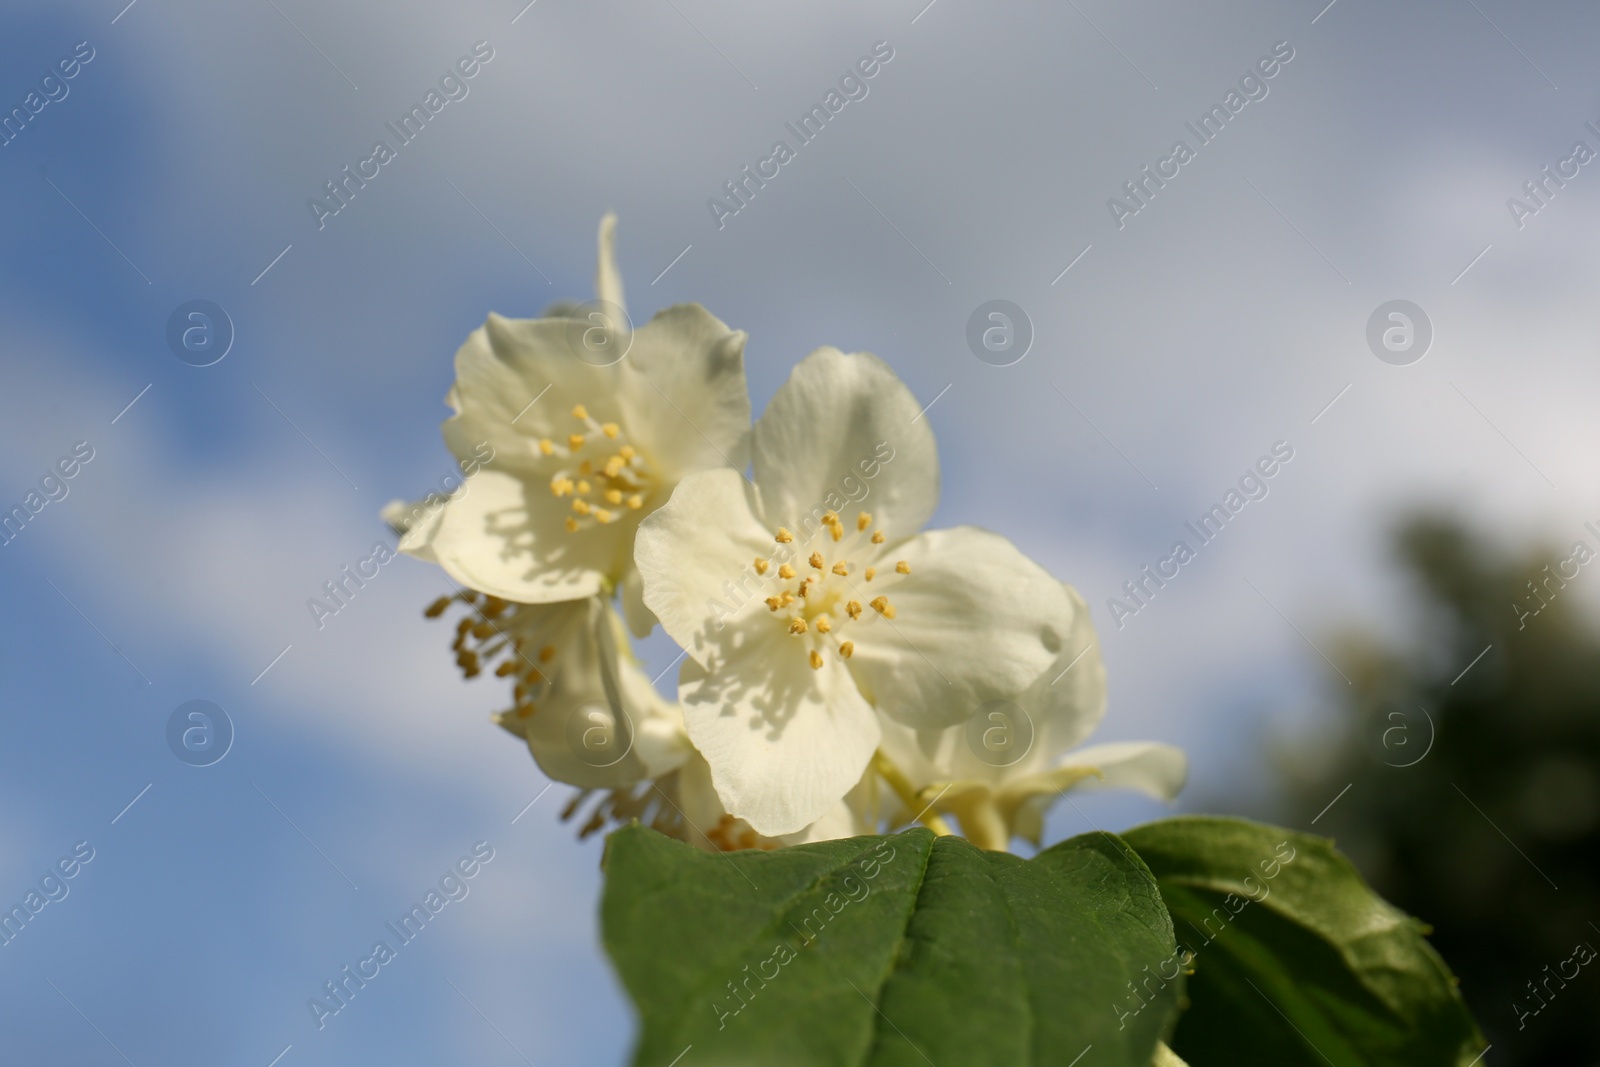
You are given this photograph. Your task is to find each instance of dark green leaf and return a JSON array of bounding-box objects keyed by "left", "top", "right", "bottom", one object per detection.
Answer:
[
  {"left": 1122, "top": 816, "right": 1486, "bottom": 1067},
  {"left": 601, "top": 825, "right": 1180, "bottom": 1067}
]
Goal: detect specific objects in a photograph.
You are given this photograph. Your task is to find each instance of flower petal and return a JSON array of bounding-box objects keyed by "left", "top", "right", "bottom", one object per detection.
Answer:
[
  {"left": 679, "top": 628, "right": 880, "bottom": 838},
  {"left": 846, "top": 526, "right": 1077, "bottom": 730},
  {"left": 619, "top": 304, "right": 750, "bottom": 479},
  {"left": 1006, "top": 742, "right": 1188, "bottom": 845},
  {"left": 634, "top": 468, "right": 773, "bottom": 666},
  {"left": 411, "top": 466, "right": 618, "bottom": 602},
  {"left": 751, "top": 348, "right": 939, "bottom": 541},
  {"left": 595, "top": 212, "right": 625, "bottom": 318}
]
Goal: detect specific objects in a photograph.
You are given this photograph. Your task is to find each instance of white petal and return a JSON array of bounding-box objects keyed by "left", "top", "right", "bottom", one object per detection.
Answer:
[
  {"left": 619, "top": 304, "right": 750, "bottom": 479},
  {"left": 386, "top": 496, "right": 444, "bottom": 562},
  {"left": 519, "top": 599, "right": 688, "bottom": 788},
  {"left": 616, "top": 564, "right": 658, "bottom": 638},
  {"left": 415, "top": 467, "right": 617, "bottom": 603},
  {"left": 634, "top": 468, "right": 773, "bottom": 666},
  {"left": 846, "top": 526, "right": 1077, "bottom": 730},
  {"left": 679, "top": 630, "right": 880, "bottom": 838},
  {"left": 751, "top": 348, "right": 939, "bottom": 541},
  {"left": 440, "top": 314, "right": 626, "bottom": 470},
  {"left": 1051, "top": 741, "right": 1188, "bottom": 802},
  {"left": 778, "top": 799, "right": 867, "bottom": 846},
  {"left": 595, "top": 212, "right": 625, "bottom": 318},
  {"left": 1013, "top": 583, "right": 1108, "bottom": 768}
]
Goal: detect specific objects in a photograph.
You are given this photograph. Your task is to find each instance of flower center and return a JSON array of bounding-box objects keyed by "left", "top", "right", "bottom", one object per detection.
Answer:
[
  {"left": 757, "top": 510, "right": 912, "bottom": 670},
  {"left": 542, "top": 403, "right": 654, "bottom": 533}
]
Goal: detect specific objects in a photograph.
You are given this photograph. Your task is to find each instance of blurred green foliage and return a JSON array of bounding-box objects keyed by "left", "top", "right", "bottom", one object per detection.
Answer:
[{"left": 1277, "top": 513, "right": 1600, "bottom": 1065}]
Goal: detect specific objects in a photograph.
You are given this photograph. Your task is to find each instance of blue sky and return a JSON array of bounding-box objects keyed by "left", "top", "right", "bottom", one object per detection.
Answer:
[{"left": 4, "top": 0, "right": 1600, "bottom": 1063}]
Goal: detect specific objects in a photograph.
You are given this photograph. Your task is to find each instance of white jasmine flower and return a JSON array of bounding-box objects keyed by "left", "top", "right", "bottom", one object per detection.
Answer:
[
  {"left": 875, "top": 587, "right": 1187, "bottom": 851},
  {"left": 674, "top": 751, "right": 870, "bottom": 852},
  {"left": 635, "top": 348, "right": 1081, "bottom": 838},
  {"left": 401, "top": 215, "right": 751, "bottom": 634}
]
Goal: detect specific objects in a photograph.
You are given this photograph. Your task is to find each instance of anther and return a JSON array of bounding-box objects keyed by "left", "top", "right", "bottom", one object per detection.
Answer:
[
  {"left": 847, "top": 600, "right": 863, "bottom": 619},
  {"left": 809, "top": 552, "right": 824, "bottom": 570},
  {"left": 604, "top": 456, "right": 626, "bottom": 478},
  {"left": 539, "top": 438, "right": 554, "bottom": 455},
  {"left": 495, "top": 662, "right": 517, "bottom": 677},
  {"left": 594, "top": 509, "right": 615, "bottom": 524},
  {"left": 896, "top": 561, "right": 911, "bottom": 574},
  {"left": 571, "top": 404, "right": 589, "bottom": 419},
  {"left": 471, "top": 621, "right": 494, "bottom": 639},
  {"left": 857, "top": 512, "right": 871, "bottom": 531},
  {"left": 809, "top": 650, "right": 824, "bottom": 670},
  {"left": 539, "top": 646, "right": 557, "bottom": 662},
  {"left": 565, "top": 517, "right": 579, "bottom": 532},
  {"left": 568, "top": 433, "right": 586, "bottom": 450},
  {"left": 839, "top": 641, "right": 854, "bottom": 659},
  {"left": 775, "top": 527, "right": 793, "bottom": 543},
  {"left": 789, "top": 618, "right": 808, "bottom": 634},
  {"left": 619, "top": 445, "right": 636, "bottom": 459},
  {"left": 865, "top": 567, "right": 876, "bottom": 581},
  {"left": 627, "top": 494, "right": 643, "bottom": 509},
  {"left": 870, "top": 596, "right": 891, "bottom": 615},
  {"left": 778, "top": 564, "right": 796, "bottom": 580},
  {"left": 604, "top": 489, "right": 623, "bottom": 505},
  {"left": 424, "top": 596, "right": 452, "bottom": 618},
  {"left": 576, "top": 480, "right": 592, "bottom": 495},
  {"left": 871, "top": 531, "right": 886, "bottom": 544},
  {"left": 572, "top": 499, "right": 591, "bottom": 515},
  {"left": 754, "top": 558, "right": 770, "bottom": 575},
  {"left": 765, "top": 596, "right": 783, "bottom": 611},
  {"left": 602, "top": 422, "right": 620, "bottom": 438},
  {"left": 815, "top": 616, "right": 832, "bottom": 633},
  {"left": 831, "top": 562, "right": 849, "bottom": 576}
]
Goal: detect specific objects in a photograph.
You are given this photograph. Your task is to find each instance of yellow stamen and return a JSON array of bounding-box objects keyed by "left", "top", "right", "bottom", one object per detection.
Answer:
[
  {"left": 871, "top": 531, "right": 886, "bottom": 544},
  {"left": 781, "top": 592, "right": 796, "bottom": 606},
  {"left": 539, "top": 438, "right": 554, "bottom": 455},
  {"left": 809, "top": 552, "right": 825, "bottom": 570},
  {"left": 601, "top": 422, "right": 620, "bottom": 438},
  {"left": 857, "top": 512, "right": 871, "bottom": 531},
  {"left": 809, "top": 650, "right": 824, "bottom": 670},
  {"left": 594, "top": 508, "right": 615, "bottom": 524},
  {"left": 424, "top": 596, "right": 451, "bottom": 618},
  {"left": 578, "top": 460, "right": 593, "bottom": 475},
  {"left": 627, "top": 494, "right": 643, "bottom": 509},
  {"left": 822, "top": 511, "right": 838, "bottom": 525},
  {"left": 754, "top": 558, "right": 770, "bottom": 575},
  {"left": 789, "top": 618, "right": 808, "bottom": 634},
  {"left": 775, "top": 527, "right": 793, "bottom": 543},
  {"left": 839, "top": 641, "right": 854, "bottom": 659},
  {"left": 495, "top": 661, "right": 517, "bottom": 677},
  {"left": 576, "top": 480, "right": 592, "bottom": 495},
  {"left": 765, "top": 596, "right": 783, "bottom": 611},
  {"left": 604, "top": 489, "right": 623, "bottom": 505},
  {"left": 538, "top": 646, "right": 557, "bottom": 662},
  {"left": 871, "top": 596, "right": 892, "bottom": 616},
  {"left": 604, "top": 456, "right": 626, "bottom": 478},
  {"left": 865, "top": 567, "right": 876, "bottom": 581},
  {"left": 568, "top": 433, "right": 586, "bottom": 451},
  {"left": 572, "top": 499, "right": 590, "bottom": 515},
  {"left": 896, "top": 561, "right": 911, "bottom": 574},
  {"left": 619, "top": 445, "right": 636, "bottom": 459},
  {"left": 571, "top": 404, "right": 588, "bottom": 419},
  {"left": 564, "top": 516, "right": 579, "bottom": 532},
  {"left": 551, "top": 477, "right": 574, "bottom": 496},
  {"left": 815, "top": 616, "right": 832, "bottom": 633},
  {"left": 831, "top": 562, "right": 849, "bottom": 576},
  {"left": 778, "top": 564, "right": 796, "bottom": 580},
  {"left": 846, "top": 600, "right": 863, "bottom": 619},
  {"left": 830, "top": 525, "right": 843, "bottom": 542}
]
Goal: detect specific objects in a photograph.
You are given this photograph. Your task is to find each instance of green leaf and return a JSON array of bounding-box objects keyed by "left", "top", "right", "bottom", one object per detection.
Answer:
[
  {"left": 1121, "top": 816, "right": 1486, "bottom": 1067},
  {"left": 601, "top": 825, "right": 1181, "bottom": 1067}
]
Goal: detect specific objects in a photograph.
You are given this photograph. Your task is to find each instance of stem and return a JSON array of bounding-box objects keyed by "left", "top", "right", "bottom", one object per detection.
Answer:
[{"left": 871, "top": 750, "right": 954, "bottom": 836}]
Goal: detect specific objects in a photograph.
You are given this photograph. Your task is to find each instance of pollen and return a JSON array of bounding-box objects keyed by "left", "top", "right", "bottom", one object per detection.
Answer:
[
  {"left": 789, "top": 618, "right": 808, "bottom": 634},
  {"left": 619, "top": 445, "right": 636, "bottom": 459},
  {"left": 809, "top": 650, "right": 824, "bottom": 670},
  {"left": 857, "top": 512, "right": 871, "bottom": 531},
  {"left": 778, "top": 564, "right": 796, "bottom": 580},
  {"left": 870, "top": 596, "right": 894, "bottom": 617},
  {"left": 564, "top": 516, "right": 579, "bottom": 532},
  {"left": 594, "top": 508, "right": 615, "bottom": 524},
  {"left": 576, "top": 480, "right": 592, "bottom": 495},
  {"left": 604, "top": 489, "right": 623, "bottom": 505},
  {"left": 815, "top": 615, "right": 832, "bottom": 633},
  {"left": 604, "top": 456, "right": 626, "bottom": 478},
  {"left": 781, "top": 592, "right": 797, "bottom": 606},
  {"left": 495, "top": 661, "right": 517, "bottom": 677},
  {"left": 568, "top": 433, "right": 586, "bottom": 451},
  {"left": 839, "top": 641, "right": 854, "bottom": 659},
  {"left": 871, "top": 531, "right": 886, "bottom": 544},
  {"left": 539, "top": 438, "right": 554, "bottom": 455},
  {"left": 539, "top": 645, "right": 557, "bottom": 662},
  {"left": 832, "top": 562, "right": 849, "bottom": 576},
  {"left": 809, "top": 552, "right": 825, "bottom": 570},
  {"left": 846, "top": 600, "right": 863, "bottom": 619},
  {"left": 550, "top": 476, "right": 574, "bottom": 496},
  {"left": 865, "top": 567, "right": 876, "bottom": 581},
  {"left": 754, "top": 558, "right": 770, "bottom": 575},
  {"left": 627, "top": 494, "right": 644, "bottom": 509},
  {"left": 572, "top": 499, "right": 590, "bottom": 515},
  {"left": 775, "top": 527, "right": 793, "bottom": 543},
  {"left": 424, "top": 596, "right": 452, "bottom": 618},
  {"left": 896, "top": 561, "right": 911, "bottom": 574},
  {"left": 571, "top": 404, "right": 589, "bottom": 419},
  {"left": 766, "top": 596, "right": 783, "bottom": 611},
  {"left": 602, "top": 422, "right": 620, "bottom": 438}
]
